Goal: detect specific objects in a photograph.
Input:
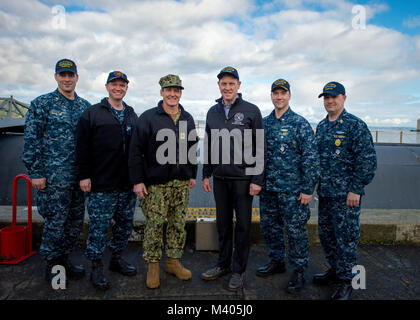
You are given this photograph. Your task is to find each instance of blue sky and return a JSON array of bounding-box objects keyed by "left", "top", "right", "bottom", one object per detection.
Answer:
[
  {"left": 252, "top": 0, "right": 420, "bottom": 35},
  {"left": 357, "top": 0, "right": 420, "bottom": 35},
  {"left": 1, "top": 0, "right": 419, "bottom": 127}
]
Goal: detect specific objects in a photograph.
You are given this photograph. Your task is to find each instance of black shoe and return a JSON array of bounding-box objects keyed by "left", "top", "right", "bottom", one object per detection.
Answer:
[
  {"left": 109, "top": 252, "right": 137, "bottom": 276},
  {"left": 60, "top": 254, "right": 86, "bottom": 280},
  {"left": 313, "top": 268, "right": 339, "bottom": 286},
  {"left": 90, "top": 260, "right": 110, "bottom": 291},
  {"left": 201, "top": 266, "right": 231, "bottom": 281},
  {"left": 228, "top": 273, "right": 244, "bottom": 291},
  {"left": 331, "top": 280, "right": 353, "bottom": 300},
  {"left": 45, "top": 257, "right": 64, "bottom": 283},
  {"left": 256, "top": 260, "right": 286, "bottom": 277},
  {"left": 286, "top": 270, "right": 305, "bottom": 293}
]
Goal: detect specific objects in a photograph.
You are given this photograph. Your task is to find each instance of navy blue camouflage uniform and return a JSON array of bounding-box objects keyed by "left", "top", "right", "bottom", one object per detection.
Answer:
[
  {"left": 85, "top": 191, "right": 136, "bottom": 261},
  {"left": 316, "top": 109, "right": 377, "bottom": 280},
  {"left": 261, "top": 108, "right": 319, "bottom": 272},
  {"left": 76, "top": 98, "right": 138, "bottom": 261},
  {"left": 23, "top": 89, "right": 91, "bottom": 261}
]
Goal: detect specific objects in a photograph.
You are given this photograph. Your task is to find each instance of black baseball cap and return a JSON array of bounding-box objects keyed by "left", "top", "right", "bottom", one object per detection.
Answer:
[
  {"left": 55, "top": 59, "right": 77, "bottom": 74},
  {"left": 318, "top": 82, "right": 346, "bottom": 98},
  {"left": 217, "top": 66, "right": 239, "bottom": 80},
  {"left": 271, "top": 79, "right": 290, "bottom": 92},
  {"left": 107, "top": 71, "right": 129, "bottom": 84}
]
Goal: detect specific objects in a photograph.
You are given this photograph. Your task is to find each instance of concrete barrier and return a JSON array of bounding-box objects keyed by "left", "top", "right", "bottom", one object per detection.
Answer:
[{"left": 1, "top": 206, "right": 420, "bottom": 250}]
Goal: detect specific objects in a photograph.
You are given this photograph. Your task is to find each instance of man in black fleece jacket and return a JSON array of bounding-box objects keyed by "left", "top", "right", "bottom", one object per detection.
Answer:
[
  {"left": 128, "top": 74, "right": 198, "bottom": 289},
  {"left": 200, "top": 67, "right": 265, "bottom": 291},
  {"left": 76, "top": 71, "right": 138, "bottom": 291}
]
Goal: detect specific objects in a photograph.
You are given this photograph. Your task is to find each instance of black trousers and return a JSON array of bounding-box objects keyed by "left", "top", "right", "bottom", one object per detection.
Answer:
[{"left": 213, "top": 178, "right": 254, "bottom": 274}]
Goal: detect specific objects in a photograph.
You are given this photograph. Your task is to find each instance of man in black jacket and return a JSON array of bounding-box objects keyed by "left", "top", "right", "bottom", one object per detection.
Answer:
[
  {"left": 76, "top": 71, "right": 138, "bottom": 290},
  {"left": 201, "top": 67, "right": 265, "bottom": 291},
  {"left": 128, "top": 74, "right": 198, "bottom": 289}
]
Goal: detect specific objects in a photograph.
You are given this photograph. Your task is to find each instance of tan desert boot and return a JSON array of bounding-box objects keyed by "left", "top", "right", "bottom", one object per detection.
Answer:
[
  {"left": 146, "top": 262, "right": 160, "bottom": 289},
  {"left": 165, "top": 258, "right": 192, "bottom": 280}
]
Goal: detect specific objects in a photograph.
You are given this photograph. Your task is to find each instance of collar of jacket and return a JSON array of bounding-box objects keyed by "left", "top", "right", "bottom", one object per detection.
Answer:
[
  {"left": 100, "top": 97, "right": 130, "bottom": 112},
  {"left": 268, "top": 106, "right": 293, "bottom": 122},
  {"left": 215, "top": 93, "right": 243, "bottom": 113},
  {"left": 53, "top": 88, "right": 80, "bottom": 102},
  {"left": 323, "top": 108, "right": 348, "bottom": 124},
  {"left": 156, "top": 100, "right": 186, "bottom": 116}
]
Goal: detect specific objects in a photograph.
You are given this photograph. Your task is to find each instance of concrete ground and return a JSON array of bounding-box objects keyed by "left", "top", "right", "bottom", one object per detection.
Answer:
[
  {"left": 1, "top": 205, "right": 419, "bottom": 303},
  {"left": 1, "top": 243, "right": 419, "bottom": 301}
]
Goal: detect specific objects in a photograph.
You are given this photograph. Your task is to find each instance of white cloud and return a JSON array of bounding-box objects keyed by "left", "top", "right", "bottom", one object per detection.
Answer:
[
  {"left": 363, "top": 115, "right": 411, "bottom": 126},
  {"left": 403, "top": 16, "right": 420, "bottom": 28},
  {"left": 0, "top": 0, "right": 419, "bottom": 126}
]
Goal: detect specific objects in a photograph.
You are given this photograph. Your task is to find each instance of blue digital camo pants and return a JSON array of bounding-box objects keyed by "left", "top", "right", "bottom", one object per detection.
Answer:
[
  {"left": 85, "top": 191, "right": 137, "bottom": 261},
  {"left": 318, "top": 196, "right": 361, "bottom": 280},
  {"left": 259, "top": 191, "right": 310, "bottom": 272},
  {"left": 37, "top": 185, "right": 85, "bottom": 261}
]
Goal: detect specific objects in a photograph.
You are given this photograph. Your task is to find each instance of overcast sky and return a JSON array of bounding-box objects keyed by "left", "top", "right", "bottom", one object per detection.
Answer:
[{"left": 0, "top": 0, "right": 419, "bottom": 127}]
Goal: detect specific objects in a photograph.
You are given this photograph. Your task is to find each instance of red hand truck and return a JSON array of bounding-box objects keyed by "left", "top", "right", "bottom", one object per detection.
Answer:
[{"left": 0, "top": 174, "right": 37, "bottom": 264}]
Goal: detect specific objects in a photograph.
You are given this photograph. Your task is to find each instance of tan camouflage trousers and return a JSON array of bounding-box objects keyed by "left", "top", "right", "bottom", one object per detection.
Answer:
[{"left": 141, "top": 180, "right": 189, "bottom": 262}]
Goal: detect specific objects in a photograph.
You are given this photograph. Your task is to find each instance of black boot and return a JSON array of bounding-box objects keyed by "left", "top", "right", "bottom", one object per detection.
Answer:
[
  {"left": 256, "top": 260, "right": 286, "bottom": 277},
  {"left": 109, "top": 252, "right": 137, "bottom": 276},
  {"left": 60, "top": 254, "right": 86, "bottom": 280},
  {"left": 286, "top": 270, "right": 305, "bottom": 293},
  {"left": 313, "top": 268, "right": 339, "bottom": 286},
  {"left": 331, "top": 280, "right": 353, "bottom": 300},
  {"left": 90, "top": 260, "right": 110, "bottom": 291}
]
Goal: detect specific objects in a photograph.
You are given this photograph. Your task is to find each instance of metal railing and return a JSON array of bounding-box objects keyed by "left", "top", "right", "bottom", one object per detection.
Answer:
[
  {"left": 195, "top": 121, "right": 420, "bottom": 145},
  {"left": 370, "top": 130, "right": 420, "bottom": 144}
]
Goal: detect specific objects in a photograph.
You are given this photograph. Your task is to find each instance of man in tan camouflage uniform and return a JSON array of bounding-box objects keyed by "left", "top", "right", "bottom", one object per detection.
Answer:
[{"left": 129, "top": 74, "right": 198, "bottom": 289}]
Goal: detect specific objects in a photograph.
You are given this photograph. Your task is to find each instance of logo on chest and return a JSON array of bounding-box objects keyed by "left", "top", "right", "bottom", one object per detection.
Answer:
[
  {"left": 232, "top": 112, "right": 245, "bottom": 125},
  {"left": 335, "top": 139, "right": 341, "bottom": 147},
  {"left": 279, "top": 128, "right": 289, "bottom": 136},
  {"left": 333, "top": 133, "right": 346, "bottom": 147},
  {"left": 50, "top": 110, "right": 64, "bottom": 117}
]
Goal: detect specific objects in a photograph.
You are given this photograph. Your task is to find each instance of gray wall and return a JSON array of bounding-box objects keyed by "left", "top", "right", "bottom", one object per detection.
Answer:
[{"left": 1, "top": 133, "right": 420, "bottom": 209}]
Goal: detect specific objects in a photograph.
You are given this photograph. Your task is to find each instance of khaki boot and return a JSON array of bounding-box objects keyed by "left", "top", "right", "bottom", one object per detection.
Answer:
[
  {"left": 165, "top": 258, "right": 192, "bottom": 280},
  {"left": 146, "top": 262, "right": 160, "bottom": 289}
]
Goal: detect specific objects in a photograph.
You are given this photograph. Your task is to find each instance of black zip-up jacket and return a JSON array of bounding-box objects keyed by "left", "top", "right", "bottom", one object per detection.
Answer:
[
  {"left": 202, "top": 93, "right": 265, "bottom": 186},
  {"left": 128, "top": 101, "right": 198, "bottom": 186},
  {"left": 76, "top": 98, "right": 138, "bottom": 192}
]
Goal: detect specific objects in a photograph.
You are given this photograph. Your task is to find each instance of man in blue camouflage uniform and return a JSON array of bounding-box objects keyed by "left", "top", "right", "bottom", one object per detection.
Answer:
[
  {"left": 257, "top": 79, "right": 319, "bottom": 293},
  {"left": 23, "top": 59, "right": 91, "bottom": 283},
  {"left": 76, "top": 71, "right": 138, "bottom": 290},
  {"left": 313, "top": 82, "right": 377, "bottom": 300}
]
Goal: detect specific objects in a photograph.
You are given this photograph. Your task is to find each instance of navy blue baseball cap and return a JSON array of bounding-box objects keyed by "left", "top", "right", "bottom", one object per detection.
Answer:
[
  {"left": 217, "top": 66, "right": 239, "bottom": 80},
  {"left": 271, "top": 79, "right": 290, "bottom": 92},
  {"left": 55, "top": 58, "right": 77, "bottom": 74},
  {"left": 106, "top": 71, "right": 129, "bottom": 84},
  {"left": 318, "top": 82, "right": 346, "bottom": 98}
]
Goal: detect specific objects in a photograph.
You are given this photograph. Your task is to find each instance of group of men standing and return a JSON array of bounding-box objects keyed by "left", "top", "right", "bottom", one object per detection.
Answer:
[
  {"left": 22, "top": 59, "right": 377, "bottom": 300},
  {"left": 254, "top": 78, "right": 377, "bottom": 301}
]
